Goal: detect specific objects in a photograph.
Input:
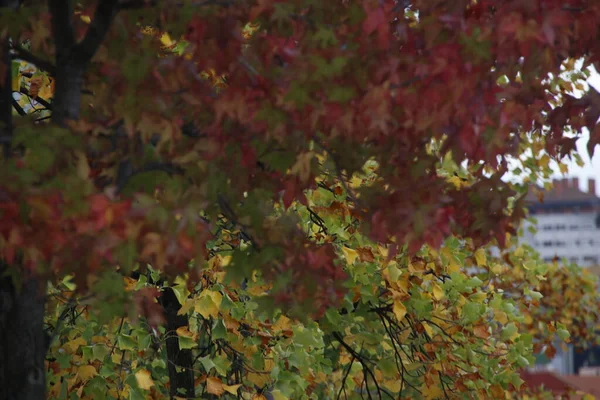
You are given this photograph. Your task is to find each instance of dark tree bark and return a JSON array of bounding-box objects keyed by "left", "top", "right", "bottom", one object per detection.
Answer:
[
  {"left": 0, "top": 262, "right": 47, "bottom": 400},
  {"left": 0, "top": 5, "right": 48, "bottom": 397},
  {"left": 160, "top": 287, "right": 195, "bottom": 399}
]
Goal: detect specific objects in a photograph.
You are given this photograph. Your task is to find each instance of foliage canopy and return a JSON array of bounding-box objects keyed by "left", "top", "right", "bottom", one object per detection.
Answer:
[{"left": 1, "top": 0, "right": 600, "bottom": 398}]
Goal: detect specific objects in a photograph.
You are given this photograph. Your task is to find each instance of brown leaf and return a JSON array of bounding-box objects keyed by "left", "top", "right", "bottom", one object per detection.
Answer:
[
  {"left": 473, "top": 325, "right": 490, "bottom": 339},
  {"left": 357, "top": 247, "right": 375, "bottom": 262},
  {"left": 206, "top": 376, "right": 224, "bottom": 396}
]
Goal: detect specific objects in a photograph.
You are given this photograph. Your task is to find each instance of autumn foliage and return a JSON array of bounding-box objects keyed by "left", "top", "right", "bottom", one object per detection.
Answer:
[{"left": 1, "top": 0, "right": 600, "bottom": 399}]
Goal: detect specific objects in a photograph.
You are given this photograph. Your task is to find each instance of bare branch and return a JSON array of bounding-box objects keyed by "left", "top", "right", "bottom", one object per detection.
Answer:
[
  {"left": 11, "top": 98, "right": 26, "bottom": 116},
  {"left": 74, "top": 0, "right": 120, "bottom": 64},
  {"left": 18, "top": 85, "right": 52, "bottom": 110},
  {"left": 11, "top": 45, "right": 56, "bottom": 75}
]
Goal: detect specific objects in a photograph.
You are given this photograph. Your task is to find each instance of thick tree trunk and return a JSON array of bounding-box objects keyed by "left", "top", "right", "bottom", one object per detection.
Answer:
[
  {"left": 160, "top": 287, "right": 195, "bottom": 399},
  {"left": 1, "top": 10, "right": 47, "bottom": 400},
  {"left": 0, "top": 262, "right": 47, "bottom": 400}
]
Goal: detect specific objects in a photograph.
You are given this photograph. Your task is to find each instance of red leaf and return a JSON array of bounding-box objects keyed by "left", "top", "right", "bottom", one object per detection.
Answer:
[{"left": 362, "top": 7, "right": 385, "bottom": 35}]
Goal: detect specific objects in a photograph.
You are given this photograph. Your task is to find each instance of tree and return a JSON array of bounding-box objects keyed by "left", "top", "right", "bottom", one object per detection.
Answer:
[{"left": 1, "top": 0, "right": 600, "bottom": 398}]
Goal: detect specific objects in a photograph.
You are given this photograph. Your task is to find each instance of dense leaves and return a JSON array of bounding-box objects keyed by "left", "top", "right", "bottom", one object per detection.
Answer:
[{"left": 1, "top": 0, "right": 600, "bottom": 398}]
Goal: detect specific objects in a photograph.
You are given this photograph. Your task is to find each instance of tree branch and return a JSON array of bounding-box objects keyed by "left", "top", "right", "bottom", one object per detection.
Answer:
[
  {"left": 48, "top": 0, "right": 76, "bottom": 53},
  {"left": 11, "top": 98, "right": 26, "bottom": 116},
  {"left": 74, "top": 0, "right": 120, "bottom": 64},
  {"left": 11, "top": 45, "right": 56, "bottom": 75},
  {"left": 1, "top": 38, "right": 12, "bottom": 158},
  {"left": 18, "top": 86, "right": 52, "bottom": 110}
]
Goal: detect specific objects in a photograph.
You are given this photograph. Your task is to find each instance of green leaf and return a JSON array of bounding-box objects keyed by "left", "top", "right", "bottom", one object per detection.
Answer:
[
  {"left": 178, "top": 336, "right": 198, "bottom": 350},
  {"left": 327, "top": 86, "right": 356, "bottom": 103},
  {"left": 117, "top": 334, "right": 137, "bottom": 351},
  {"left": 198, "top": 356, "right": 216, "bottom": 373}
]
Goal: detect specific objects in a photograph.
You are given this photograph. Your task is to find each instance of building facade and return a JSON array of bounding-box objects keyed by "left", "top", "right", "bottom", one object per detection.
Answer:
[{"left": 522, "top": 178, "right": 600, "bottom": 267}]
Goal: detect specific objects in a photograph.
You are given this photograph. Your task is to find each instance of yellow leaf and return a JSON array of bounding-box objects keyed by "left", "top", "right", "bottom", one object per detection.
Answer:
[
  {"left": 422, "top": 322, "right": 434, "bottom": 337},
  {"left": 176, "top": 326, "right": 197, "bottom": 340},
  {"left": 273, "top": 315, "right": 292, "bottom": 332},
  {"left": 177, "top": 299, "right": 195, "bottom": 316},
  {"left": 514, "top": 246, "right": 524, "bottom": 257},
  {"left": 77, "top": 365, "right": 97, "bottom": 382},
  {"left": 558, "top": 163, "right": 569, "bottom": 174},
  {"left": 393, "top": 301, "right": 407, "bottom": 322},
  {"left": 194, "top": 289, "right": 223, "bottom": 319},
  {"left": 206, "top": 377, "right": 224, "bottom": 396},
  {"left": 247, "top": 284, "right": 271, "bottom": 296},
  {"left": 474, "top": 248, "right": 486, "bottom": 266},
  {"left": 470, "top": 292, "right": 487, "bottom": 303},
  {"left": 491, "top": 264, "right": 504, "bottom": 275},
  {"left": 342, "top": 247, "right": 359, "bottom": 265},
  {"left": 422, "top": 383, "right": 443, "bottom": 399},
  {"left": 135, "top": 369, "right": 155, "bottom": 390},
  {"left": 252, "top": 395, "right": 268, "bottom": 400},
  {"left": 108, "top": 386, "right": 130, "bottom": 398},
  {"left": 247, "top": 371, "right": 270, "bottom": 387},
  {"left": 495, "top": 311, "right": 508, "bottom": 325},
  {"left": 448, "top": 175, "right": 466, "bottom": 189},
  {"left": 12, "top": 72, "right": 21, "bottom": 91},
  {"left": 432, "top": 282, "right": 444, "bottom": 301},
  {"left": 271, "top": 390, "right": 290, "bottom": 400},
  {"left": 160, "top": 33, "right": 174, "bottom": 47},
  {"left": 221, "top": 255, "right": 232, "bottom": 266},
  {"left": 64, "top": 337, "right": 86, "bottom": 353},
  {"left": 350, "top": 175, "right": 363, "bottom": 188},
  {"left": 223, "top": 384, "right": 242, "bottom": 395},
  {"left": 123, "top": 276, "right": 137, "bottom": 292},
  {"left": 37, "top": 81, "right": 53, "bottom": 100},
  {"left": 539, "top": 154, "right": 550, "bottom": 169}
]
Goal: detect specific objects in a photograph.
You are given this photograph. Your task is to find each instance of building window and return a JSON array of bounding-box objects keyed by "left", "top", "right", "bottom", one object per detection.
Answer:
[
  {"left": 542, "top": 241, "right": 552, "bottom": 247},
  {"left": 583, "top": 256, "right": 599, "bottom": 265}
]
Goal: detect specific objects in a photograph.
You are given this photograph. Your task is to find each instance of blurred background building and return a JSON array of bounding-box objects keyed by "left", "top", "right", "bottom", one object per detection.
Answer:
[{"left": 522, "top": 178, "right": 600, "bottom": 267}]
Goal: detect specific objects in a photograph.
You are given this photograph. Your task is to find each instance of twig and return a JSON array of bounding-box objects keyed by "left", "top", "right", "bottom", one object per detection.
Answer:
[
  {"left": 312, "top": 137, "right": 363, "bottom": 209},
  {"left": 332, "top": 332, "right": 395, "bottom": 399},
  {"left": 18, "top": 86, "right": 52, "bottom": 110},
  {"left": 337, "top": 355, "right": 356, "bottom": 400}
]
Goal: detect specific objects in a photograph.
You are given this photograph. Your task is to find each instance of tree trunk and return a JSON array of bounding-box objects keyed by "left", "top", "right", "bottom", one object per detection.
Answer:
[
  {"left": 0, "top": 262, "right": 47, "bottom": 400},
  {"left": 160, "top": 287, "right": 195, "bottom": 399},
  {"left": 1, "top": 9, "right": 47, "bottom": 400}
]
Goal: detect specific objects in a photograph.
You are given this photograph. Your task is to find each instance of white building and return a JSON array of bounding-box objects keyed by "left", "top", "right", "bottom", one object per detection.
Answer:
[{"left": 522, "top": 178, "right": 600, "bottom": 267}]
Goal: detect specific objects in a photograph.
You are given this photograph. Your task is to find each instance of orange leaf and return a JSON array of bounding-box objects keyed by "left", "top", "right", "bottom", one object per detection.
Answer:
[
  {"left": 206, "top": 377, "right": 224, "bottom": 396},
  {"left": 473, "top": 325, "right": 490, "bottom": 339}
]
